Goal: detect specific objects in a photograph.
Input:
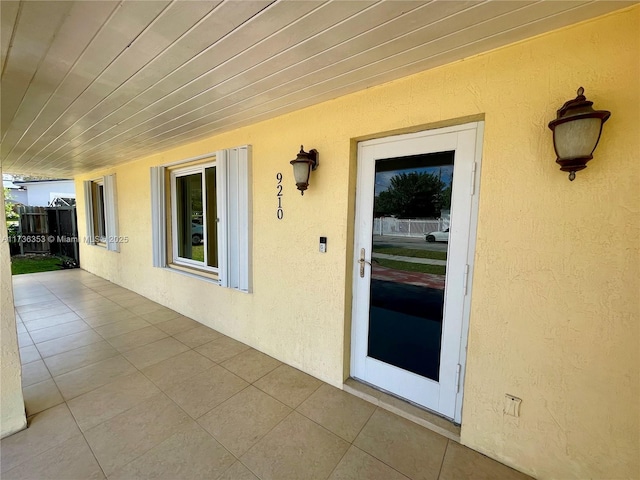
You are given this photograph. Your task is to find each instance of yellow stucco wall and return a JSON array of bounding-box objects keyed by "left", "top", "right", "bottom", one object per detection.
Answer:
[
  {"left": 0, "top": 172, "right": 27, "bottom": 438},
  {"left": 76, "top": 7, "right": 639, "bottom": 479}
]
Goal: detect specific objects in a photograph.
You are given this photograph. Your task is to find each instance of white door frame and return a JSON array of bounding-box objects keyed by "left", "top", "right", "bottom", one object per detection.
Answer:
[{"left": 350, "top": 121, "right": 484, "bottom": 423}]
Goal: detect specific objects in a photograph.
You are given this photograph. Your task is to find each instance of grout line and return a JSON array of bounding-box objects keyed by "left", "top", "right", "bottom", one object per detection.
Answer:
[
  {"left": 15, "top": 281, "right": 112, "bottom": 475},
  {"left": 28, "top": 326, "right": 99, "bottom": 351},
  {"left": 436, "top": 439, "right": 450, "bottom": 480},
  {"left": 19, "top": 322, "right": 38, "bottom": 354},
  {"left": 35, "top": 341, "right": 118, "bottom": 377},
  {"left": 15, "top": 271, "right": 413, "bottom": 479},
  {"left": 26, "top": 324, "right": 60, "bottom": 389},
  {"left": 218, "top": 357, "right": 281, "bottom": 385},
  {"left": 191, "top": 421, "right": 240, "bottom": 478},
  {"left": 22, "top": 314, "right": 80, "bottom": 332},
  {"left": 109, "top": 334, "right": 250, "bottom": 474},
  {"left": 2, "top": 413, "right": 84, "bottom": 477},
  {"left": 325, "top": 445, "right": 350, "bottom": 480},
  {"left": 353, "top": 443, "right": 412, "bottom": 480},
  {"left": 348, "top": 401, "right": 376, "bottom": 443},
  {"left": 46, "top": 280, "right": 137, "bottom": 393},
  {"left": 79, "top": 428, "right": 109, "bottom": 480},
  {"left": 214, "top": 459, "right": 248, "bottom": 480},
  {"left": 48, "top": 354, "right": 132, "bottom": 401},
  {"left": 17, "top": 306, "right": 76, "bottom": 323},
  {"left": 235, "top": 457, "right": 263, "bottom": 480},
  {"left": 64, "top": 326, "right": 196, "bottom": 477},
  {"left": 83, "top": 390, "right": 192, "bottom": 477},
  {"left": 192, "top": 384, "right": 253, "bottom": 460},
  {"left": 135, "top": 347, "right": 217, "bottom": 391},
  {"left": 192, "top": 365, "right": 324, "bottom": 471},
  {"left": 337, "top": 405, "right": 419, "bottom": 480},
  {"left": 20, "top": 277, "right": 142, "bottom": 404},
  {"left": 32, "top": 335, "right": 105, "bottom": 363}
]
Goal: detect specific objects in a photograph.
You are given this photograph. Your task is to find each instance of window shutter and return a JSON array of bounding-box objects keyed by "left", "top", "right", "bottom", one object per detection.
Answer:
[
  {"left": 150, "top": 166, "right": 167, "bottom": 268},
  {"left": 103, "top": 174, "right": 119, "bottom": 252},
  {"left": 217, "top": 146, "right": 252, "bottom": 292},
  {"left": 83, "top": 181, "right": 94, "bottom": 240}
]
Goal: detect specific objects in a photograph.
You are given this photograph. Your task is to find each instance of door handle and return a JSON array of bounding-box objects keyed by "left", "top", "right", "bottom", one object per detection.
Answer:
[{"left": 358, "top": 248, "right": 371, "bottom": 278}]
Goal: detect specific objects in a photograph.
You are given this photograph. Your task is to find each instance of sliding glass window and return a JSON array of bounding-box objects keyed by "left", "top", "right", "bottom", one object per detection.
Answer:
[{"left": 170, "top": 162, "right": 218, "bottom": 271}]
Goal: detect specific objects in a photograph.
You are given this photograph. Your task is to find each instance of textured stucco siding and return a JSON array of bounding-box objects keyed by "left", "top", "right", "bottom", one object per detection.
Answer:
[
  {"left": 75, "top": 7, "right": 639, "bottom": 479},
  {"left": 0, "top": 176, "right": 26, "bottom": 438}
]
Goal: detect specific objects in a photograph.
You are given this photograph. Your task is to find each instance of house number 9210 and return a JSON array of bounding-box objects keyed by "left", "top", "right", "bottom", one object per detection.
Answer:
[{"left": 276, "top": 172, "right": 283, "bottom": 219}]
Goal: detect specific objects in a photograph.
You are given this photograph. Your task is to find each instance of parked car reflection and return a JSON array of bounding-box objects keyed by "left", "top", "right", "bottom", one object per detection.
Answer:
[
  {"left": 192, "top": 222, "right": 203, "bottom": 245},
  {"left": 425, "top": 228, "right": 449, "bottom": 243}
]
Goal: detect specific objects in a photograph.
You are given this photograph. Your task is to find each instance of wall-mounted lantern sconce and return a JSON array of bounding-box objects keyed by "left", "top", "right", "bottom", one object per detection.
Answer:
[
  {"left": 548, "top": 87, "right": 610, "bottom": 181},
  {"left": 290, "top": 145, "right": 319, "bottom": 195}
]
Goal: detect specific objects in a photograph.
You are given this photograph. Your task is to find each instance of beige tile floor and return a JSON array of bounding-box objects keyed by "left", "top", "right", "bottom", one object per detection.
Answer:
[{"left": 2, "top": 270, "right": 533, "bottom": 480}]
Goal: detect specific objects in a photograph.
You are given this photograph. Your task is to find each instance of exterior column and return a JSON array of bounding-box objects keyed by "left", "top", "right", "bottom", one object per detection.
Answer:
[{"left": 1, "top": 177, "right": 26, "bottom": 438}]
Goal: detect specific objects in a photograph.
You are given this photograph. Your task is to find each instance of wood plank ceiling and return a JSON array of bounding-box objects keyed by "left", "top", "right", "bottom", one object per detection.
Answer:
[{"left": 0, "top": 0, "right": 633, "bottom": 177}]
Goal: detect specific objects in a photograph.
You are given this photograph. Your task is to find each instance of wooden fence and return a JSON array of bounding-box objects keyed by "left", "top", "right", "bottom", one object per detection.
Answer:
[
  {"left": 17, "top": 206, "right": 50, "bottom": 254},
  {"left": 14, "top": 206, "right": 79, "bottom": 264}
]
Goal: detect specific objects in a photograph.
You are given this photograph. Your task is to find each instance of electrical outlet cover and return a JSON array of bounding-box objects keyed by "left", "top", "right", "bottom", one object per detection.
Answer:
[{"left": 504, "top": 394, "right": 522, "bottom": 417}]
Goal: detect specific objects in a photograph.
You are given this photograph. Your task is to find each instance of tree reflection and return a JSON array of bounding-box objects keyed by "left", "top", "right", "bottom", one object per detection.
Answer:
[{"left": 374, "top": 171, "right": 448, "bottom": 218}]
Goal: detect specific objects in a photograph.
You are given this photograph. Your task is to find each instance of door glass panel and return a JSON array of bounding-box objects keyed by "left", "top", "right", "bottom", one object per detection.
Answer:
[
  {"left": 368, "top": 151, "right": 454, "bottom": 381},
  {"left": 176, "top": 172, "right": 203, "bottom": 262}
]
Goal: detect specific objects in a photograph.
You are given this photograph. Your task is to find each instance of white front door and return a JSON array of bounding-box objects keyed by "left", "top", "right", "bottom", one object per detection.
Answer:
[{"left": 351, "top": 122, "right": 483, "bottom": 422}]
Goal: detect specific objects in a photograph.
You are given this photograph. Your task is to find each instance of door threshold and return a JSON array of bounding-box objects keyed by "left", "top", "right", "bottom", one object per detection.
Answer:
[{"left": 344, "top": 378, "right": 461, "bottom": 442}]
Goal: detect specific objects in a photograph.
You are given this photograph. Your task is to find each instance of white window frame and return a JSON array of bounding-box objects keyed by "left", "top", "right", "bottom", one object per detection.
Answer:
[
  {"left": 169, "top": 160, "right": 218, "bottom": 273},
  {"left": 93, "top": 180, "right": 106, "bottom": 243},
  {"left": 151, "top": 146, "right": 252, "bottom": 293},
  {"left": 84, "top": 174, "right": 119, "bottom": 252}
]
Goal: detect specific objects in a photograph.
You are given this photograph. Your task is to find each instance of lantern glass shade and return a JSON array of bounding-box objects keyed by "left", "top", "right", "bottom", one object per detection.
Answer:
[
  {"left": 553, "top": 117, "right": 603, "bottom": 159},
  {"left": 292, "top": 161, "right": 312, "bottom": 186},
  {"left": 548, "top": 87, "right": 610, "bottom": 180},
  {"left": 290, "top": 146, "right": 318, "bottom": 194}
]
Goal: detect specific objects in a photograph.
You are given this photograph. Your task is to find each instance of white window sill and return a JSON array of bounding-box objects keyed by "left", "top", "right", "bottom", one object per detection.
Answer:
[{"left": 166, "top": 263, "right": 220, "bottom": 284}]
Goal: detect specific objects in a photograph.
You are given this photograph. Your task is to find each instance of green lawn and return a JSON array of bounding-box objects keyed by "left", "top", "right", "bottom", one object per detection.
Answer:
[
  {"left": 374, "top": 258, "right": 446, "bottom": 275},
  {"left": 11, "top": 255, "right": 64, "bottom": 275},
  {"left": 192, "top": 245, "right": 204, "bottom": 262},
  {"left": 372, "top": 246, "right": 447, "bottom": 261}
]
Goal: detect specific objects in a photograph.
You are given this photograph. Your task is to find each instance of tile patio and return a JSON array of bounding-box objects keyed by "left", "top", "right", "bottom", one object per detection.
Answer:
[{"left": 2, "top": 269, "right": 532, "bottom": 480}]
